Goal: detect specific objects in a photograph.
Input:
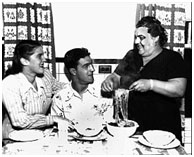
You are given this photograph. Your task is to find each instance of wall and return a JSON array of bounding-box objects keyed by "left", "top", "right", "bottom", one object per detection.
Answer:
[
  {"left": 52, "top": 2, "right": 137, "bottom": 59},
  {"left": 185, "top": 2, "right": 192, "bottom": 21}
]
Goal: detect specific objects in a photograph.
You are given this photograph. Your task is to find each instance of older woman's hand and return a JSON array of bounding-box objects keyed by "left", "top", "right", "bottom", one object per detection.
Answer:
[
  {"left": 101, "top": 73, "right": 121, "bottom": 92},
  {"left": 129, "top": 79, "right": 151, "bottom": 92},
  {"left": 129, "top": 78, "right": 187, "bottom": 97}
]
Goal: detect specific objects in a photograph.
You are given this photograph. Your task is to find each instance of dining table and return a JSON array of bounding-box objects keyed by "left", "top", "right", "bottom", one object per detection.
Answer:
[{"left": 2, "top": 126, "right": 187, "bottom": 155}]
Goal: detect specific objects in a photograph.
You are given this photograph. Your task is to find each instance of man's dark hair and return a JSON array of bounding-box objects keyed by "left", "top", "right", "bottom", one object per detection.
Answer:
[
  {"left": 64, "top": 48, "right": 90, "bottom": 72},
  {"left": 136, "top": 16, "right": 168, "bottom": 47}
]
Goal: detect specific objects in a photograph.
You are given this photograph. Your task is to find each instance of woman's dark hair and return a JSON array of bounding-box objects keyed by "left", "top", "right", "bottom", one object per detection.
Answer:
[
  {"left": 136, "top": 16, "right": 168, "bottom": 47},
  {"left": 5, "top": 40, "right": 42, "bottom": 77},
  {"left": 64, "top": 48, "right": 90, "bottom": 73}
]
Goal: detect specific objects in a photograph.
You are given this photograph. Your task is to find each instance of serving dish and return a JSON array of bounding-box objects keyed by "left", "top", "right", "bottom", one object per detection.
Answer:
[{"left": 107, "top": 120, "right": 139, "bottom": 138}]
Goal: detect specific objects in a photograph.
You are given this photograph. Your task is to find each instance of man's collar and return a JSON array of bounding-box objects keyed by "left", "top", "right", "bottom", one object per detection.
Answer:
[
  {"left": 85, "top": 85, "right": 98, "bottom": 97},
  {"left": 69, "top": 81, "right": 98, "bottom": 98}
]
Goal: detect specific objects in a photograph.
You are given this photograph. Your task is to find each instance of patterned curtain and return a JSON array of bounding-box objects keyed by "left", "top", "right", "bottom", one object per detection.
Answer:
[
  {"left": 136, "top": 3, "right": 186, "bottom": 57},
  {"left": 2, "top": 2, "right": 56, "bottom": 78}
]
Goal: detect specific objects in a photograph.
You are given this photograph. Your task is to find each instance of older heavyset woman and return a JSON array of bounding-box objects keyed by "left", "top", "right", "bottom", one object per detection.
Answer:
[{"left": 101, "top": 16, "right": 187, "bottom": 143}]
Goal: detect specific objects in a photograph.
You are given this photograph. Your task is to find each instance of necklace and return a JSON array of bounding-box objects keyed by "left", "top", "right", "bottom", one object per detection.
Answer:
[{"left": 139, "top": 66, "right": 144, "bottom": 71}]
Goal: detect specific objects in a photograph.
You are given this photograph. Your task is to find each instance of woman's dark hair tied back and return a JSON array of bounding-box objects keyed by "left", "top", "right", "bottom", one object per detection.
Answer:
[{"left": 4, "top": 40, "right": 42, "bottom": 77}]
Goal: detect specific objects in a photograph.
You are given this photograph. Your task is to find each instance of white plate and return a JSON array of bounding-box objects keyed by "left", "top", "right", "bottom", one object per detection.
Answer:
[
  {"left": 9, "top": 129, "right": 44, "bottom": 142},
  {"left": 143, "top": 130, "right": 176, "bottom": 146},
  {"left": 138, "top": 136, "right": 180, "bottom": 149}
]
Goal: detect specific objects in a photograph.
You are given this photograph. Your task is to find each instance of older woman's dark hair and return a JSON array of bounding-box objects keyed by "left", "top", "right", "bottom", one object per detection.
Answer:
[
  {"left": 5, "top": 40, "right": 42, "bottom": 77},
  {"left": 136, "top": 16, "right": 168, "bottom": 47},
  {"left": 64, "top": 48, "right": 90, "bottom": 72}
]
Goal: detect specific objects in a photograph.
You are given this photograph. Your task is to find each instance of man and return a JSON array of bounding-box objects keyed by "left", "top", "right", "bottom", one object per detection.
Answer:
[
  {"left": 101, "top": 16, "right": 187, "bottom": 143},
  {"left": 51, "top": 48, "right": 113, "bottom": 125}
]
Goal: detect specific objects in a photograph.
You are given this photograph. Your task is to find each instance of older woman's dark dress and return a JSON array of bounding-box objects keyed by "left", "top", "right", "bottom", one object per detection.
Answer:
[{"left": 115, "top": 48, "right": 187, "bottom": 143}]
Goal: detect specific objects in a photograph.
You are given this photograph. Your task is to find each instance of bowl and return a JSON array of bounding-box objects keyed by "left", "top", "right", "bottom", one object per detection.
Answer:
[
  {"left": 74, "top": 122, "right": 104, "bottom": 137},
  {"left": 143, "top": 130, "right": 176, "bottom": 146},
  {"left": 107, "top": 120, "right": 139, "bottom": 138},
  {"left": 73, "top": 114, "right": 105, "bottom": 137}
]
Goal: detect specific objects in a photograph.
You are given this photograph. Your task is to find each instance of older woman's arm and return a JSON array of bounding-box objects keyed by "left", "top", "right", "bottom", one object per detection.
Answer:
[
  {"left": 129, "top": 77, "right": 187, "bottom": 98},
  {"left": 149, "top": 78, "right": 187, "bottom": 97}
]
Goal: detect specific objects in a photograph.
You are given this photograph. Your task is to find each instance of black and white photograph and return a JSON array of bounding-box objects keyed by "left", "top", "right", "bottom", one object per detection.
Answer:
[{"left": 1, "top": 0, "right": 192, "bottom": 155}]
